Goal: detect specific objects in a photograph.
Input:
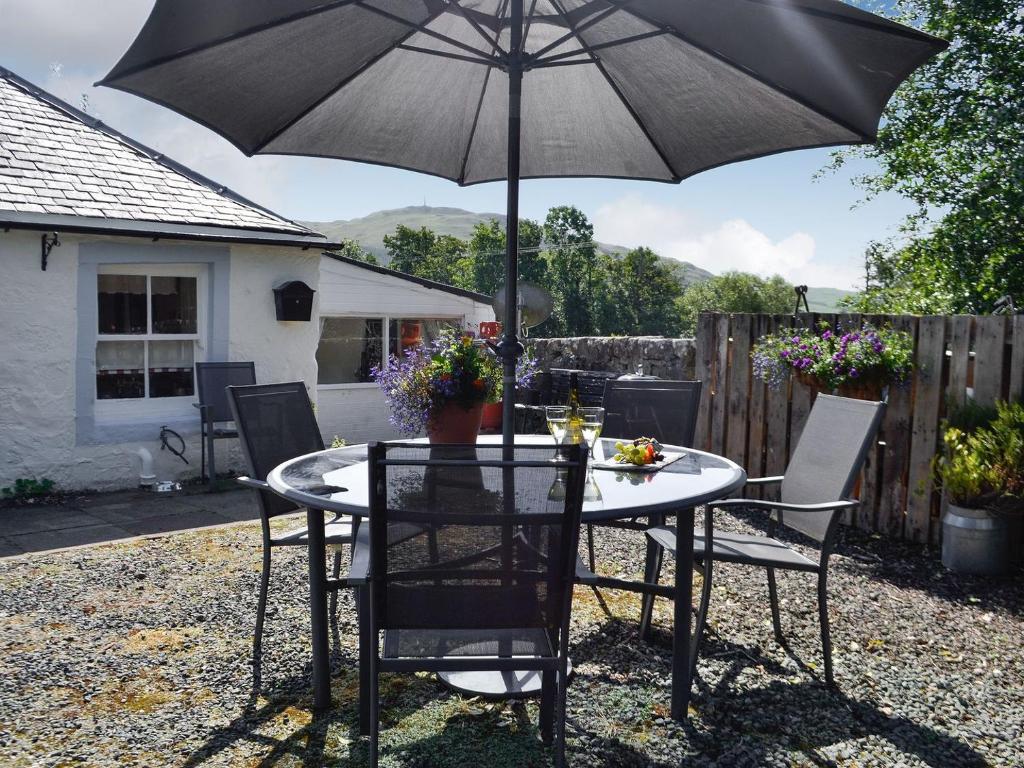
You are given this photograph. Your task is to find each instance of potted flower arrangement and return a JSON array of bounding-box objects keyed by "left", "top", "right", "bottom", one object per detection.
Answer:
[
  {"left": 372, "top": 327, "right": 537, "bottom": 442},
  {"left": 934, "top": 400, "right": 1024, "bottom": 575},
  {"left": 751, "top": 322, "right": 913, "bottom": 399}
]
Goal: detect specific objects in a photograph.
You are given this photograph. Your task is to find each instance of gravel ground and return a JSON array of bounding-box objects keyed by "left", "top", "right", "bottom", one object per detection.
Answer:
[{"left": 0, "top": 509, "right": 1021, "bottom": 767}]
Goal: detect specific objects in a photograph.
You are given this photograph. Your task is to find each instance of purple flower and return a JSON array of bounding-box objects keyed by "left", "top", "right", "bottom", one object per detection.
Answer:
[
  {"left": 850, "top": 368, "right": 859, "bottom": 378},
  {"left": 822, "top": 330, "right": 832, "bottom": 340}
]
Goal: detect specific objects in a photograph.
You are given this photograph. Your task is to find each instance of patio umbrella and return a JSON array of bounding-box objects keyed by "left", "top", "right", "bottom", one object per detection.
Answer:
[{"left": 99, "top": 0, "right": 946, "bottom": 443}]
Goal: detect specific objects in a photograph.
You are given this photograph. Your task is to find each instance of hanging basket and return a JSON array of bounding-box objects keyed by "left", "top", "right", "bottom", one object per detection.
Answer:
[
  {"left": 794, "top": 370, "right": 884, "bottom": 401},
  {"left": 427, "top": 401, "right": 484, "bottom": 444}
]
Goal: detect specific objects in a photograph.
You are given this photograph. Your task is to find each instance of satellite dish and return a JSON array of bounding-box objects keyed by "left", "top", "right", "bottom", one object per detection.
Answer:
[{"left": 492, "top": 282, "right": 554, "bottom": 336}]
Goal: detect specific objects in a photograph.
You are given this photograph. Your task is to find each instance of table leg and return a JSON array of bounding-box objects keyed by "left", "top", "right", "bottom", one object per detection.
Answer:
[
  {"left": 306, "top": 507, "right": 331, "bottom": 711},
  {"left": 671, "top": 508, "right": 695, "bottom": 721}
]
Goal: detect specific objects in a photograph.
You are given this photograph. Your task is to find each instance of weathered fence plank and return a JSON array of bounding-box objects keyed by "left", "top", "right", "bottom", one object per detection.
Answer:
[
  {"left": 905, "top": 316, "right": 946, "bottom": 544},
  {"left": 725, "top": 314, "right": 752, "bottom": 468},
  {"left": 973, "top": 315, "right": 1007, "bottom": 405},
  {"left": 787, "top": 313, "right": 817, "bottom": 454},
  {"left": 763, "top": 315, "right": 789, "bottom": 501},
  {"left": 710, "top": 314, "right": 730, "bottom": 456},
  {"left": 946, "top": 315, "right": 972, "bottom": 407},
  {"left": 746, "top": 314, "right": 769, "bottom": 493},
  {"left": 876, "top": 315, "right": 918, "bottom": 539},
  {"left": 693, "top": 312, "right": 715, "bottom": 451},
  {"left": 1010, "top": 315, "right": 1024, "bottom": 403}
]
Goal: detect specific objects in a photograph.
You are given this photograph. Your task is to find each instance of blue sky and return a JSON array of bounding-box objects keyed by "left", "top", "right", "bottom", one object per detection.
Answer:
[{"left": 0, "top": 0, "right": 918, "bottom": 289}]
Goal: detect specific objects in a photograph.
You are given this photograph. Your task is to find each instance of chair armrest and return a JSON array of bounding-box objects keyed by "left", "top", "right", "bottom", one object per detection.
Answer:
[
  {"left": 575, "top": 555, "right": 598, "bottom": 585},
  {"left": 746, "top": 476, "right": 784, "bottom": 486},
  {"left": 236, "top": 476, "right": 269, "bottom": 491},
  {"left": 714, "top": 498, "right": 859, "bottom": 513},
  {"left": 347, "top": 525, "right": 371, "bottom": 585}
]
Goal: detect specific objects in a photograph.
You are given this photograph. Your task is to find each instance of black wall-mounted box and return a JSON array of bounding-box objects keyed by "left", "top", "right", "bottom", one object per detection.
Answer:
[{"left": 273, "top": 280, "right": 315, "bottom": 321}]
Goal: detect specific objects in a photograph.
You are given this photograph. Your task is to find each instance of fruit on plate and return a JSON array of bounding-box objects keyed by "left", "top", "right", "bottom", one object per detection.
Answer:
[{"left": 613, "top": 437, "right": 665, "bottom": 466}]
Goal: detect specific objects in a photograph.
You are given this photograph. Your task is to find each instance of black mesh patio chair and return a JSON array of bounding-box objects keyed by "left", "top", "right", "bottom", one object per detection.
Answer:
[
  {"left": 226, "top": 382, "right": 352, "bottom": 661},
  {"left": 351, "top": 442, "right": 588, "bottom": 768},
  {"left": 584, "top": 380, "right": 703, "bottom": 575},
  {"left": 195, "top": 361, "right": 256, "bottom": 490},
  {"left": 641, "top": 394, "right": 885, "bottom": 685}
]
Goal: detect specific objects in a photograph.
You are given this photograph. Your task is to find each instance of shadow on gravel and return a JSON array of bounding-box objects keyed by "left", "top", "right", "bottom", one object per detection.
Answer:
[{"left": 688, "top": 647, "right": 988, "bottom": 767}]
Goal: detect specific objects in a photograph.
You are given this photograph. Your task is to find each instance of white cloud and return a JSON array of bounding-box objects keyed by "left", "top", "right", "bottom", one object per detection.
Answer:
[{"left": 593, "top": 195, "right": 862, "bottom": 289}]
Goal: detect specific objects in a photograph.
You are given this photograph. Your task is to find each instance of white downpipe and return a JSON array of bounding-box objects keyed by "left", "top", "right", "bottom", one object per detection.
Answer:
[{"left": 136, "top": 447, "right": 157, "bottom": 488}]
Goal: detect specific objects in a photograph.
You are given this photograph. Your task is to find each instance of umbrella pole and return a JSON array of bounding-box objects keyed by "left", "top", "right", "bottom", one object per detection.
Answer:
[{"left": 500, "top": 0, "right": 524, "bottom": 446}]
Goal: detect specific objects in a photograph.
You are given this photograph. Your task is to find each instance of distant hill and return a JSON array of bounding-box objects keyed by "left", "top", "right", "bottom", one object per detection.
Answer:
[
  {"left": 302, "top": 206, "right": 713, "bottom": 289},
  {"left": 804, "top": 287, "right": 856, "bottom": 313}
]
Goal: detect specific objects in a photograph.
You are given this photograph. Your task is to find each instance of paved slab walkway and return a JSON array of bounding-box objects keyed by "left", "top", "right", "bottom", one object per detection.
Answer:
[{"left": 0, "top": 487, "right": 257, "bottom": 558}]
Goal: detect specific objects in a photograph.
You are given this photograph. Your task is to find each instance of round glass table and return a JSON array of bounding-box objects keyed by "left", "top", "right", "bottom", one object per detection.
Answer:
[{"left": 267, "top": 435, "right": 745, "bottom": 723}]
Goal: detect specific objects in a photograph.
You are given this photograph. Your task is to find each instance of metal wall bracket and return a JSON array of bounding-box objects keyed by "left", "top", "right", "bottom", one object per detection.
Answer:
[{"left": 41, "top": 232, "right": 60, "bottom": 271}]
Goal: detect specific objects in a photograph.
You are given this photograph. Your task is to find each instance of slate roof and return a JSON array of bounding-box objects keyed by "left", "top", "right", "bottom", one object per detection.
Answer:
[{"left": 0, "top": 66, "right": 322, "bottom": 240}]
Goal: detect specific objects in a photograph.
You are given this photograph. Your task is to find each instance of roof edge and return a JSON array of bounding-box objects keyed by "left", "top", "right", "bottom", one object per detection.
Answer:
[
  {"left": 1, "top": 212, "right": 339, "bottom": 249},
  {"left": 0, "top": 64, "right": 322, "bottom": 239},
  {"left": 322, "top": 251, "right": 492, "bottom": 304}
]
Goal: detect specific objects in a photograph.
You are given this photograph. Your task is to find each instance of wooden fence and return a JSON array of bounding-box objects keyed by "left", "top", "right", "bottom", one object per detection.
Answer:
[{"left": 693, "top": 312, "right": 1024, "bottom": 545}]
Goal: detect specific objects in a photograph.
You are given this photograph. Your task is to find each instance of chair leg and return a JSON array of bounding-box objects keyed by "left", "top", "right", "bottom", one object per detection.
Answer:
[
  {"left": 818, "top": 572, "right": 834, "bottom": 686},
  {"left": 539, "top": 670, "right": 555, "bottom": 745},
  {"left": 586, "top": 524, "right": 597, "bottom": 572},
  {"left": 766, "top": 567, "right": 784, "bottom": 644},
  {"left": 200, "top": 423, "right": 207, "bottom": 484},
  {"left": 329, "top": 548, "right": 342, "bottom": 620},
  {"left": 639, "top": 530, "right": 664, "bottom": 642},
  {"left": 368, "top": 663, "right": 380, "bottom": 767},
  {"left": 254, "top": 546, "right": 272, "bottom": 662},
  {"left": 554, "top": 662, "right": 569, "bottom": 768},
  {"left": 206, "top": 429, "right": 217, "bottom": 491},
  {"left": 689, "top": 556, "right": 713, "bottom": 680}
]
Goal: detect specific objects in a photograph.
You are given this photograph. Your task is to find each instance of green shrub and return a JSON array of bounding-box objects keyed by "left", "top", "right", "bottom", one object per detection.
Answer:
[
  {"left": 934, "top": 400, "right": 1024, "bottom": 514},
  {"left": 1, "top": 477, "right": 56, "bottom": 500}
]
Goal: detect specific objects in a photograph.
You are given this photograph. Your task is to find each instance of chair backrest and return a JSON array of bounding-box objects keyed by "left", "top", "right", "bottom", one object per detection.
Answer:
[
  {"left": 542, "top": 369, "right": 620, "bottom": 407},
  {"left": 226, "top": 382, "right": 325, "bottom": 518},
  {"left": 197, "top": 362, "right": 256, "bottom": 423},
  {"left": 368, "top": 442, "right": 588, "bottom": 635},
  {"left": 780, "top": 394, "right": 885, "bottom": 542},
  {"left": 602, "top": 379, "right": 703, "bottom": 447}
]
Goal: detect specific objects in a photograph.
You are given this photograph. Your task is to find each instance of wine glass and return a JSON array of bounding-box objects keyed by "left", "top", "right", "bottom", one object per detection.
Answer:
[
  {"left": 579, "top": 406, "right": 605, "bottom": 459},
  {"left": 545, "top": 406, "right": 569, "bottom": 447}
]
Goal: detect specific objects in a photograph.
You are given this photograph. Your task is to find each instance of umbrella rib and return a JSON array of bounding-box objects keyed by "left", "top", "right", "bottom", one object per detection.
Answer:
[
  {"left": 458, "top": 0, "right": 509, "bottom": 184},
  {"left": 398, "top": 44, "right": 502, "bottom": 66},
  {"left": 97, "top": 0, "right": 361, "bottom": 85},
  {"left": 545, "top": 0, "right": 680, "bottom": 181},
  {"left": 250, "top": 3, "right": 453, "bottom": 154},
  {"left": 527, "top": 3, "right": 623, "bottom": 62},
  {"left": 448, "top": 0, "right": 508, "bottom": 57},
  {"left": 605, "top": 0, "right": 873, "bottom": 140},
  {"left": 521, "top": 0, "right": 540, "bottom": 52},
  {"left": 532, "top": 29, "right": 668, "bottom": 67},
  {"left": 356, "top": 2, "right": 506, "bottom": 66}
]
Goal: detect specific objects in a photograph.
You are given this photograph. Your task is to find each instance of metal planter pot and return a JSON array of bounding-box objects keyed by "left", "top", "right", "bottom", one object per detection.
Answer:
[{"left": 942, "top": 504, "right": 1013, "bottom": 576}]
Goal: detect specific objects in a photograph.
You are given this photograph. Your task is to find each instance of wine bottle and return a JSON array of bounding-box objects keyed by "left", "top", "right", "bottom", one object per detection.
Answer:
[{"left": 564, "top": 373, "right": 584, "bottom": 446}]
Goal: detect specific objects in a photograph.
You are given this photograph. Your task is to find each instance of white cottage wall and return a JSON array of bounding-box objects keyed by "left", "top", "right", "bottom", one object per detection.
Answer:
[
  {"left": 316, "top": 255, "right": 493, "bottom": 445},
  {"left": 0, "top": 231, "right": 320, "bottom": 491}
]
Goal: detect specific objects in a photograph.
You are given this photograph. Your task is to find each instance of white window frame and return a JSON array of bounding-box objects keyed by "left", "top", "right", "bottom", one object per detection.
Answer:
[
  {"left": 94, "top": 263, "right": 208, "bottom": 424},
  {"left": 316, "top": 313, "right": 465, "bottom": 391}
]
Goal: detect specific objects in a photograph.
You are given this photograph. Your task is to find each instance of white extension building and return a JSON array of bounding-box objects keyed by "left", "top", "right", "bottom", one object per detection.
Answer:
[{"left": 0, "top": 66, "right": 492, "bottom": 490}]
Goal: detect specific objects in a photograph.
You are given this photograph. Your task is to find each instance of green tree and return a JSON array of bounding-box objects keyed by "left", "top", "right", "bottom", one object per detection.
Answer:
[
  {"left": 544, "top": 206, "right": 601, "bottom": 336},
  {"left": 599, "top": 247, "right": 684, "bottom": 336},
  {"left": 829, "top": 0, "right": 1024, "bottom": 313},
  {"left": 468, "top": 217, "right": 547, "bottom": 297},
  {"left": 678, "top": 272, "right": 794, "bottom": 335},
  {"left": 333, "top": 238, "right": 378, "bottom": 265},
  {"left": 383, "top": 225, "right": 474, "bottom": 289}
]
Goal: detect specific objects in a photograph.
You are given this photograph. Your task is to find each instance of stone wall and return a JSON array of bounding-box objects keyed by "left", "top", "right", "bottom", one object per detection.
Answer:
[{"left": 526, "top": 336, "right": 697, "bottom": 380}]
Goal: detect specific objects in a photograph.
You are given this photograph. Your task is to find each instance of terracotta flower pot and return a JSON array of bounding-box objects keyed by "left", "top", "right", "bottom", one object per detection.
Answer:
[
  {"left": 481, "top": 401, "right": 503, "bottom": 431},
  {"left": 427, "top": 401, "right": 484, "bottom": 444}
]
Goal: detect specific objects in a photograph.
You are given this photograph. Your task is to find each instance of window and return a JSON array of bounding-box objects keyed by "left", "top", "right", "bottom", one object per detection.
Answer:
[
  {"left": 317, "top": 316, "right": 456, "bottom": 386},
  {"left": 95, "top": 266, "right": 204, "bottom": 401}
]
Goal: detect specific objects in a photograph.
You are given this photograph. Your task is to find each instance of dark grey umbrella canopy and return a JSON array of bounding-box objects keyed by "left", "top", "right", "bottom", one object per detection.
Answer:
[{"left": 101, "top": 0, "right": 946, "bottom": 187}]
